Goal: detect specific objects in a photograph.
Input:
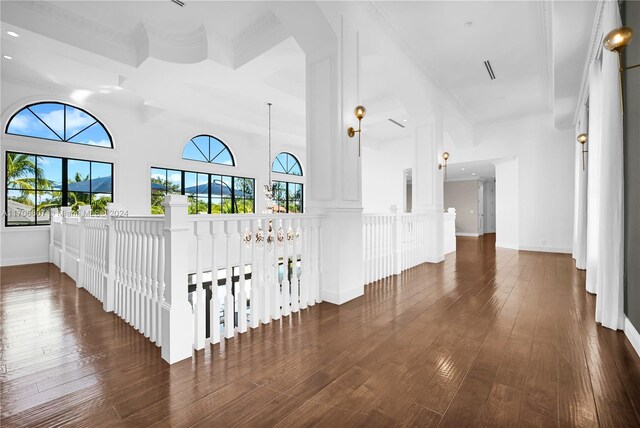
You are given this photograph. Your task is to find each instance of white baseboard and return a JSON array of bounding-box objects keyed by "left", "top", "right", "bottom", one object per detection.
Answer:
[
  {"left": 518, "top": 245, "right": 572, "bottom": 254},
  {"left": 456, "top": 233, "right": 480, "bottom": 237},
  {"left": 425, "top": 255, "right": 445, "bottom": 263},
  {"left": 495, "top": 242, "right": 519, "bottom": 250},
  {"left": 0, "top": 255, "right": 50, "bottom": 267},
  {"left": 624, "top": 316, "right": 640, "bottom": 358},
  {"left": 321, "top": 284, "right": 363, "bottom": 305}
]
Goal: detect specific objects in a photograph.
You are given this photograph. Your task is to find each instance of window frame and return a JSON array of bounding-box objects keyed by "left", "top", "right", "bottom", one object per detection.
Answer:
[
  {"left": 272, "top": 152, "right": 303, "bottom": 176},
  {"left": 5, "top": 150, "right": 114, "bottom": 227},
  {"left": 182, "top": 134, "right": 235, "bottom": 166},
  {"left": 273, "top": 180, "right": 304, "bottom": 213},
  {"left": 150, "top": 166, "right": 254, "bottom": 215},
  {"left": 5, "top": 101, "right": 114, "bottom": 149}
]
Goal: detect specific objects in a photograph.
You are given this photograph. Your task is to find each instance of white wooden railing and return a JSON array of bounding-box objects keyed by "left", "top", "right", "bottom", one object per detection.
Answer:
[
  {"left": 49, "top": 195, "right": 323, "bottom": 364},
  {"left": 363, "top": 207, "right": 456, "bottom": 284}
]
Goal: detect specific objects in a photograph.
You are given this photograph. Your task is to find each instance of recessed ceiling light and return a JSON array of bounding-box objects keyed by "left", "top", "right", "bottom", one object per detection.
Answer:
[
  {"left": 472, "top": 173, "right": 476, "bottom": 176},
  {"left": 6, "top": 31, "right": 19, "bottom": 38},
  {"left": 3, "top": 55, "right": 12, "bottom": 60},
  {"left": 461, "top": 168, "right": 465, "bottom": 171},
  {"left": 403, "top": 119, "right": 407, "bottom": 122}
]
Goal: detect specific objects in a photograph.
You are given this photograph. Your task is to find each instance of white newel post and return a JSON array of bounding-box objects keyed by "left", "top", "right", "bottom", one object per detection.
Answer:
[
  {"left": 59, "top": 207, "right": 71, "bottom": 273},
  {"left": 49, "top": 208, "right": 58, "bottom": 263},
  {"left": 390, "top": 206, "right": 402, "bottom": 275},
  {"left": 161, "top": 195, "right": 193, "bottom": 364},
  {"left": 77, "top": 205, "right": 91, "bottom": 289},
  {"left": 103, "top": 203, "right": 122, "bottom": 312}
]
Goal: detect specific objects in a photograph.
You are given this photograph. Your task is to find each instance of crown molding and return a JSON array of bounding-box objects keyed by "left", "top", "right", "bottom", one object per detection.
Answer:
[
  {"left": 572, "top": 0, "right": 606, "bottom": 126},
  {"left": 361, "top": 1, "right": 472, "bottom": 124}
]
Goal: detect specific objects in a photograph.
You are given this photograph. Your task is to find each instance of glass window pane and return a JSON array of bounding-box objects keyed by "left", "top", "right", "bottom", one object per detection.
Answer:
[
  {"left": 197, "top": 173, "right": 208, "bottom": 198},
  {"left": 214, "top": 149, "right": 233, "bottom": 165},
  {"left": 7, "top": 108, "right": 61, "bottom": 141},
  {"left": 37, "top": 191, "right": 62, "bottom": 224},
  {"left": 64, "top": 106, "right": 97, "bottom": 141},
  {"left": 184, "top": 172, "right": 197, "bottom": 196},
  {"left": 151, "top": 191, "right": 166, "bottom": 214},
  {"left": 68, "top": 121, "right": 111, "bottom": 147},
  {"left": 67, "top": 159, "right": 91, "bottom": 192},
  {"left": 221, "top": 176, "right": 232, "bottom": 197},
  {"left": 151, "top": 168, "right": 167, "bottom": 193},
  {"left": 183, "top": 140, "right": 207, "bottom": 162},
  {"left": 167, "top": 170, "right": 182, "bottom": 193},
  {"left": 273, "top": 155, "right": 287, "bottom": 173},
  {"left": 7, "top": 190, "right": 35, "bottom": 225},
  {"left": 211, "top": 175, "right": 223, "bottom": 198},
  {"left": 68, "top": 191, "right": 91, "bottom": 212},
  {"left": 37, "top": 156, "right": 62, "bottom": 191},
  {"left": 28, "top": 103, "right": 65, "bottom": 139},
  {"left": 192, "top": 136, "right": 210, "bottom": 160},
  {"left": 6, "top": 153, "right": 36, "bottom": 190},
  {"left": 221, "top": 197, "right": 233, "bottom": 214},
  {"left": 91, "top": 193, "right": 111, "bottom": 215},
  {"left": 211, "top": 195, "right": 222, "bottom": 213},
  {"left": 90, "top": 162, "right": 112, "bottom": 193}
]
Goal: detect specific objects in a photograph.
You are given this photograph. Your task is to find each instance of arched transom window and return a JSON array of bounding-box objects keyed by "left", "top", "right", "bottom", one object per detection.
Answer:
[
  {"left": 182, "top": 135, "right": 234, "bottom": 166},
  {"left": 5, "top": 102, "right": 113, "bottom": 148},
  {"left": 272, "top": 152, "right": 302, "bottom": 176}
]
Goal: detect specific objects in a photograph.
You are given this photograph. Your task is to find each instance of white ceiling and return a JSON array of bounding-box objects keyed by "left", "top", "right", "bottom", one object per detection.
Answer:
[{"left": 0, "top": 0, "right": 600, "bottom": 146}]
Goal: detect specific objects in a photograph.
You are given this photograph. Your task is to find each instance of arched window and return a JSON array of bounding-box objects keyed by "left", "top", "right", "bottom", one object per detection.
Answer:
[
  {"left": 5, "top": 102, "right": 113, "bottom": 148},
  {"left": 272, "top": 152, "right": 302, "bottom": 176},
  {"left": 182, "top": 135, "right": 234, "bottom": 166}
]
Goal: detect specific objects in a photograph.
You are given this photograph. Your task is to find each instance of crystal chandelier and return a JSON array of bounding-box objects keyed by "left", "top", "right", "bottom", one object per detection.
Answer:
[{"left": 241, "top": 102, "right": 301, "bottom": 248}]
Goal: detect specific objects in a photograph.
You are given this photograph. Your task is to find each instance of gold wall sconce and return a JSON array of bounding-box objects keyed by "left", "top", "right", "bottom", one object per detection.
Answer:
[
  {"left": 347, "top": 105, "right": 366, "bottom": 157},
  {"left": 438, "top": 152, "right": 450, "bottom": 179},
  {"left": 577, "top": 133, "right": 588, "bottom": 171},
  {"left": 603, "top": 26, "right": 638, "bottom": 112}
]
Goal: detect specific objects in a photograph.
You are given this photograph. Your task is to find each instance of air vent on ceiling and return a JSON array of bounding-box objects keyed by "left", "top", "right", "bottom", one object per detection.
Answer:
[
  {"left": 171, "top": 0, "right": 185, "bottom": 7},
  {"left": 388, "top": 118, "right": 406, "bottom": 128},
  {"left": 484, "top": 60, "right": 496, "bottom": 80}
]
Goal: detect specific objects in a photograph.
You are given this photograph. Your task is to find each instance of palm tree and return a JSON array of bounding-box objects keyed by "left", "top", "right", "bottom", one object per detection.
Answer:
[{"left": 6, "top": 153, "right": 53, "bottom": 192}]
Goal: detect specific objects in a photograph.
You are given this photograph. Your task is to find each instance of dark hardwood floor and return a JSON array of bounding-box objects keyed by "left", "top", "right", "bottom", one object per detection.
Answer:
[{"left": 2, "top": 234, "right": 640, "bottom": 427}]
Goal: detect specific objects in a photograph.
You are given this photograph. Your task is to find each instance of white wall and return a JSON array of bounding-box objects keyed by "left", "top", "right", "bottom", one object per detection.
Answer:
[
  {"left": 483, "top": 178, "right": 496, "bottom": 233},
  {"left": 451, "top": 113, "right": 574, "bottom": 253},
  {"left": 362, "top": 138, "right": 414, "bottom": 213},
  {"left": 0, "top": 79, "right": 306, "bottom": 265},
  {"left": 444, "top": 180, "right": 478, "bottom": 235},
  {"left": 495, "top": 159, "right": 519, "bottom": 250}
]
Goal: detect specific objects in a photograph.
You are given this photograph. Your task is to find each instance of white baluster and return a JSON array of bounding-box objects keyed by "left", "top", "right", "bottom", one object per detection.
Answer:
[
  {"left": 144, "top": 222, "right": 153, "bottom": 337},
  {"left": 281, "top": 218, "right": 291, "bottom": 317},
  {"left": 249, "top": 219, "right": 260, "bottom": 329},
  {"left": 150, "top": 222, "right": 159, "bottom": 343},
  {"left": 272, "top": 219, "right": 281, "bottom": 320},
  {"left": 224, "top": 221, "right": 234, "bottom": 339},
  {"left": 315, "top": 217, "right": 323, "bottom": 303},
  {"left": 156, "top": 227, "right": 165, "bottom": 348},
  {"left": 262, "top": 219, "right": 271, "bottom": 324},
  {"left": 290, "top": 218, "right": 300, "bottom": 313},
  {"left": 299, "top": 219, "right": 309, "bottom": 310},
  {"left": 236, "top": 220, "right": 247, "bottom": 333},
  {"left": 194, "top": 222, "right": 205, "bottom": 350},
  {"left": 209, "top": 222, "right": 220, "bottom": 344}
]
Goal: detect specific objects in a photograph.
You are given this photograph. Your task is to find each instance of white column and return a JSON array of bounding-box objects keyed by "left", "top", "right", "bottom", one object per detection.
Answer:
[
  {"left": 77, "top": 206, "right": 91, "bottom": 289},
  {"left": 161, "top": 195, "right": 193, "bottom": 364},
  {"left": 414, "top": 115, "right": 444, "bottom": 263},
  {"left": 304, "top": 16, "right": 363, "bottom": 305}
]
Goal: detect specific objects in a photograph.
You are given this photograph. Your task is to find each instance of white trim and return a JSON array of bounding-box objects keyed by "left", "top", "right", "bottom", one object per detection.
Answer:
[
  {"left": 0, "top": 256, "right": 50, "bottom": 267},
  {"left": 496, "top": 242, "right": 519, "bottom": 250},
  {"left": 518, "top": 245, "right": 572, "bottom": 254},
  {"left": 321, "top": 284, "right": 363, "bottom": 305},
  {"left": 425, "top": 255, "right": 445, "bottom": 263},
  {"left": 456, "top": 232, "right": 480, "bottom": 237},
  {"left": 624, "top": 316, "right": 640, "bottom": 358}
]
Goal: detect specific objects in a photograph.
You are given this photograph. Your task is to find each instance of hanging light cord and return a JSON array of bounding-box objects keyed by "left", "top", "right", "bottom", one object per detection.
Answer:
[{"left": 268, "top": 102, "right": 272, "bottom": 188}]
